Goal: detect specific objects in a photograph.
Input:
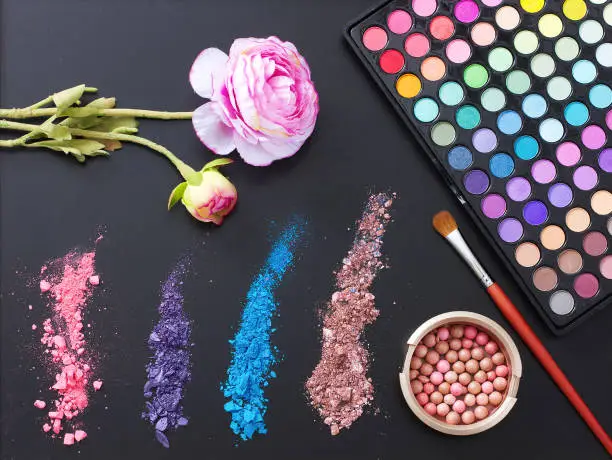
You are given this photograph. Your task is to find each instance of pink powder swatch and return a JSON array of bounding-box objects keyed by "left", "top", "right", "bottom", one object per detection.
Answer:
[
  {"left": 36, "top": 248, "right": 101, "bottom": 444},
  {"left": 306, "top": 193, "right": 394, "bottom": 435}
]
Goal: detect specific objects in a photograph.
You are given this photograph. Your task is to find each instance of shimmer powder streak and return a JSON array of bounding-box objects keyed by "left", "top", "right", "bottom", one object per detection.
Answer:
[
  {"left": 37, "top": 248, "right": 101, "bottom": 445},
  {"left": 222, "top": 220, "right": 305, "bottom": 441},
  {"left": 306, "top": 193, "right": 394, "bottom": 435},
  {"left": 143, "top": 258, "right": 192, "bottom": 448}
]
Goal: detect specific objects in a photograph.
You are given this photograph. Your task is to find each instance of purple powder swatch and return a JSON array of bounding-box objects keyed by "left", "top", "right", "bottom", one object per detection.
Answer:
[
  {"left": 506, "top": 177, "right": 532, "bottom": 202},
  {"left": 599, "top": 149, "right": 612, "bottom": 172},
  {"left": 481, "top": 194, "right": 507, "bottom": 219},
  {"left": 143, "top": 258, "right": 192, "bottom": 448},
  {"left": 464, "top": 170, "right": 490, "bottom": 195},
  {"left": 573, "top": 165, "right": 599, "bottom": 190},
  {"left": 548, "top": 183, "right": 573, "bottom": 208},
  {"left": 472, "top": 128, "right": 497, "bottom": 153},
  {"left": 498, "top": 218, "right": 523, "bottom": 243}
]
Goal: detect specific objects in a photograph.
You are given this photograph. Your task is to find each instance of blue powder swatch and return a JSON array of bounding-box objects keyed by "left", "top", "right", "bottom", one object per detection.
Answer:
[
  {"left": 143, "top": 258, "right": 192, "bottom": 448},
  {"left": 222, "top": 220, "right": 305, "bottom": 441}
]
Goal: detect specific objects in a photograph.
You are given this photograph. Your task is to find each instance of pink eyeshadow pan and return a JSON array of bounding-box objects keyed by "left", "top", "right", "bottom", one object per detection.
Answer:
[
  {"left": 471, "top": 22, "right": 496, "bottom": 46},
  {"left": 388, "top": 10, "right": 413, "bottom": 34},
  {"left": 574, "top": 273, "right": 599, "bottom": 299},
  {"left": 583, "top": 232, "right": 607, "bottom": 256},
  {"left": 454, "top": 0, "right": 480, "bottom": 24},
  {"left": 446, "top": 39, "right": 472, "bottom": 64},
  {"left": 556, "top": 142, "right": 581, "bottom": 167},
  {"left": 363, "top": 27, "right": 388, "bottom": 51},
  {"left": 405, "top": 33, "right": 430, "bottom": 57}
]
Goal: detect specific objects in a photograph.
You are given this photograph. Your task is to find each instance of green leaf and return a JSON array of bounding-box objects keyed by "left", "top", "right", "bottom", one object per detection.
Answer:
[
  {"left": 62, "top": 107, "right": 101, "bottom": 118},
  {"left": 168, "top": 182, "right": 188, "bottom": 210},
  {"left": 86, "top": 97, "right": 115, "bottom": 109},
  {"left": 52, "top": 85, "right": 86, "bottom": 113},
  {"left": 202, "top": 157, "right": 234, "bottom": 171},
  {"left": 91, "top": 117, "right": 138, "bottom": 134},
  {"left": 46, "top": 124, "right": 71, "bottom": 141},
  {"left": 30, "top": 139, "right": 108, "bottom": 162}
]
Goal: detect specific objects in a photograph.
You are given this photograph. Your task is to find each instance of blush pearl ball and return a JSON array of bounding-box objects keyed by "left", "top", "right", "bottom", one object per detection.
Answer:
[
  {"left": 411, "top": 380, "right": 424, "bottom": 394},
  {"left": 452, "top": 400, "right": 466, "bottom": 414},
  {"left": 462, "top": 338, "right": 473, "bottom": 349},
  {"left": 430, "top": 391, "right": 443, "bottom": 405},
  {"left": 471, "top": 347, "right": 485, "bottom": 361},
  {"left": 423, "top": 333, "right": 436, "bottom": 348},
  {"left": 493, "top": 377, "right": 508, "bottom": 391},
  {"left": 449, "top": 338, "right": 462, "bottom": 351},
  {"left": 409, "top": 369, "right": 419, "bottom": 380},
  {"left": 446, "top": 411, "right": 461, "bottom": 425},
  {"left": 437, "top": 327, "right": 450, "bottom": 341},
  {"left": 487, "top": 371, "right": 497, "bottom": 382},
  {"left": 492, "top": 352, "right": 506, "bottom": 365},
  {"left": 474, "top": 405, "right": 489, "bottom": 420},
  {"left": 475, "top": 332, "right": 489, "bottom": 346},
  {"left": 450, "top": 382, "right": 464, "bottom": 397},
  {"left": 410, "top": 357, "right": 423, "bottom": 370},
  {"left": 415, "top": 344, "right": 428, "bottom": 358},
  {"left": 424, "top": 402, "right": 437, "bottom": 415},
  {"left": 416, "top": 392, "right": 429, "bottom": 406},
  {"left": 468, "top": 381, "right": 482, "bottom": 395},
  {"left": 458, "top": 372, "right": 471, "bottom": 386},
  {"left": 424, "top": 382, "right": 435, "bottom": 394},
  {"left": 458, "top": 349, "right": 471, "bottom": 362},
  {"left": 464, "top": 325, "right": 478, "bottom": 339},
  {"left": 489, "top": 391, "right": 503, "bottom": 406},
  {"left": 437, "top": 403, "right": 450, "bottom": 417},
  {"left": 430, "top": 371, "right": 444, "bottom": 386},
  {"left": 484, "top": 341, "right": 499, "bottom": 355},
  {"left": 479, "top": 357, "right": 493, "bottom": 372},
  {"left": 446, "top": 350, "right": 459, "bottom": 364},
  {"left": 464, "top": 393, "right": 476, "bottom": 407},
  {"left": 466, "top": 359, "right": 479, "bottom": 374},
  {"left": 481, "top": 381, "right": 494, "bottom": 395},
  {"left": 438, "top": 382, "right": 451, "bottom": 395},
  {"left": 452, "top": 361, "right": 466, "bottom": 374},
  {"left": 496, "top": 365, "right": 509, "bottom": 378},
  {"left": 461, "top": 410, "right": 476, "bottom": 424},
  {"left": 474, "top": 370, "right": 487, "bottom": 384},
  {"left": 443, "top": 394, "right": 456, "bottom": 405},
  {"left": 436, "top": 360, "right": 451, "bottom": 374},
  {"left": 450, "top": 325, "right": 464, "bottom": 338},
  {"left": 435, "top": 341, "right": 450, "bottom": 355},
  {"left": 476, "top": 393, "right": 489, "bottom": 406},
  {"left": 417, "top": 375, "right": 430, "bottom": 383},
  {"left": 444, "top": 371, "right": 458, "bottom": 384},
  {"left": 425, "top": 350, "right": 440, "bottom": 365},
  {"left": 420, "top": 363, "right": 434, "bottom": 376}
]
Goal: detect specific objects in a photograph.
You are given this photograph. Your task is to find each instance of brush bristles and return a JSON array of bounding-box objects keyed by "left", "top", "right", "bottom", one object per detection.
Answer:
[{"left": 433, "top": 211, "right": 458, "bottom": 237}]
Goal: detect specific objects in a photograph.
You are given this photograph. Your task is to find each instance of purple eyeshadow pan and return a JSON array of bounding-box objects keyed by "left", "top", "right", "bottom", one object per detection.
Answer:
[
  {"left": 481, "top": 194, "right": 507, "bottom": 219},
  {"left": 463, "top": 169, "right": 490, "bottom": 195},
  {"left": 548, "top": 183, "right": 573, "bottom": 208},
  {"left": 506, "top": 177, "right": 532, "bottom": 202},
  {"left": 498, "top": 218, "right": 524, "bottom": 243},
  {"left": 472, "top": 128, "right": 497, "bottom": 153},
  {"left": 523, "top": 200, "right": 549, "bottom": 226},
  {"left": 573, "top": 165, "right": 598, "bottom": 191},
  {"left": 598, "top": 148, "right": 612, "bottom": 172}
]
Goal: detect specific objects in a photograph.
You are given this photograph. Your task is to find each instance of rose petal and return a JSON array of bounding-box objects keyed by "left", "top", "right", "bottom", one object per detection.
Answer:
[
  {"left": 234, "top": 135, "right": 276, "bottom": 167},
  {"left": 192, "top": 103, "right": 236, "bottom": 155},
  {"left": 190, "top": 48, "right": 229, "bottom": 100},
  {"left": 260, "top": 136, "right": 305, "bottom": 160}
]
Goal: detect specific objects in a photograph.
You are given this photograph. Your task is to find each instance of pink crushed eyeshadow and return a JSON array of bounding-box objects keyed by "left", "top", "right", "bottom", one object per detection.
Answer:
[
  {"left": 306, "top": 193, "right": 394, "bottom": 435},
  {"left": 36, "top": 250, "right": 100, "bottom": 444}
]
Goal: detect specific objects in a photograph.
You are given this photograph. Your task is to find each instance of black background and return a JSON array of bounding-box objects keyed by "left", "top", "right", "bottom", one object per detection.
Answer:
[{"left": 1, "top": 1, "right": 611, "bottom": 459}]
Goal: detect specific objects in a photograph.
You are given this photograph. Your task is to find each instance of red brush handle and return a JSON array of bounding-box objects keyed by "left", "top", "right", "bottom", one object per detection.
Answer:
[{"left": 487, "top": 282, "right": 612, "bottom": 456}]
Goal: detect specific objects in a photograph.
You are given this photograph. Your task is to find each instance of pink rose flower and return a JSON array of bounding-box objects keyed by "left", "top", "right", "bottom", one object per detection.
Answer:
[{"left": 190, "top": 36, "right": 319, "bottom": 166}]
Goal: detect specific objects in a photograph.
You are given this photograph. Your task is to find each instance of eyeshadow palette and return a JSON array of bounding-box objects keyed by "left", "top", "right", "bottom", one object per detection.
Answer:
[{"left": 345, "top": 0, "right": 612, "bottom": 333}]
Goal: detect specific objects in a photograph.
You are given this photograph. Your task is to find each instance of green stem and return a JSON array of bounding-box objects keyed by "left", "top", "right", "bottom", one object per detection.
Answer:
[
  {"left": 22, "top": 87, "right": 97, "bottom": 111},
  {"left": 0, "top": 119, "right": 198, "bottom": 182},
  {"left": 0, "top": 107, "right": 193, "bottom": 120}
]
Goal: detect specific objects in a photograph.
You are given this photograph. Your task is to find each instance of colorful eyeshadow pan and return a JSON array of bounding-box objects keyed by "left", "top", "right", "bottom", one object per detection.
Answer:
[{"left": 349, "top": 0, "right": 612, "bottom": 332}]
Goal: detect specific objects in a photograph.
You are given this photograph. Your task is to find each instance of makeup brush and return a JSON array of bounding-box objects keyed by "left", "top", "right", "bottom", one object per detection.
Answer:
[{"left": 433, "top": 210, "right": 612, "bottom": 456}]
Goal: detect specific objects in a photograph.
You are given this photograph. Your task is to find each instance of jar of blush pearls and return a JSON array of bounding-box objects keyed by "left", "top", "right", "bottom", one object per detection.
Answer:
[{"left": 399, "top": 311, "right": 522, "bottom": 435}]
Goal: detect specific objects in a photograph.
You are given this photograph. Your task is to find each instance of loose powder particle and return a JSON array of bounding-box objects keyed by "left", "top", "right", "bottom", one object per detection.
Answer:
[
  {"left": 142, "top": 259, "right": 192, "bottom": 448},
  {"left": 306, "top": 193, "right": 394, "bottom": 435},
  {"left": 222, "top": 220, "right": 305, "bottom": 441},
  {"left": 37, "top": 249, "right": 101, "bottom": 444}
]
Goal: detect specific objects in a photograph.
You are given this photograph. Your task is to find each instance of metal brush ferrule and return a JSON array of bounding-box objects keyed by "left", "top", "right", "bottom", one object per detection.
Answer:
[{"left": 446, "top": 230, "right": 494, "bottom": 288}]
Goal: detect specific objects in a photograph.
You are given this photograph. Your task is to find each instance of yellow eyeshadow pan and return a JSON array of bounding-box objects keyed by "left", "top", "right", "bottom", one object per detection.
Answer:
[{"left": 348, "top": 0, "right": 612, "bottom": 332}]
